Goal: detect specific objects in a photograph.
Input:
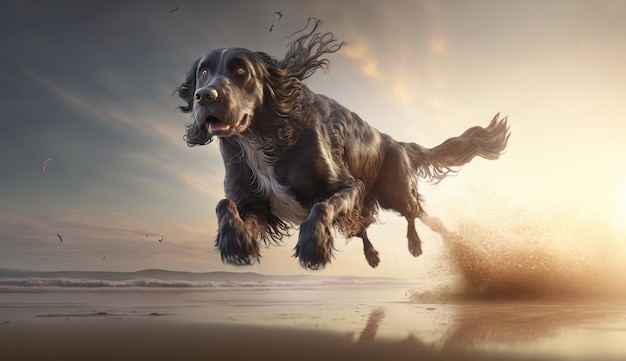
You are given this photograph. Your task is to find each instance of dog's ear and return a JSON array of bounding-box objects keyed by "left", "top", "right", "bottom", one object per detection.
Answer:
[
  {"left": 177, "top": 58, "right": 199, "bottom": 113},
  {"left": 255, "top": 51, "right": 278, "bottom": 67}
]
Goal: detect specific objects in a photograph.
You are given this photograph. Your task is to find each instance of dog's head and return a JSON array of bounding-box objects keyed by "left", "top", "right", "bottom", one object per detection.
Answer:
[
  {"left": 179, "top": 48, "right": 274, "bottom": 145},
  {"left": 178, "top": 19, "right": 345, "bottom": 147}
]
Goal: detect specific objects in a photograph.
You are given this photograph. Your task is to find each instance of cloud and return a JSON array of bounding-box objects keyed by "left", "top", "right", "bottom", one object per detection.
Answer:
[
  {"left": 429, "top": 33, "right": 447, "bottom": 55},
  {"left": 17, "top": 65, "right": 138, "bottom": 139},
  {"left": 342, "top": 40, "right": 385, "bottom": 80},
  {"left": 423, "top": 0, "right": 448, "bottom": 56},
  {"left": 17, "top": 62, "right": 223, "bottom": 196},
  {"left": 18, "top": 65, "right": 94, "bottom": 119}
]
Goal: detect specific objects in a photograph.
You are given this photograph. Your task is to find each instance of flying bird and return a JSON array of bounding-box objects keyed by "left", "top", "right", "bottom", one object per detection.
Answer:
[
  {"left": 169, "top": 5, "right": 179, "bottom": 13},
  {"left": 56, "top": 233, "right": 63, "bottom": 242},
  {"left": 158, "top": 237, "right": 164, "bottom": 243},
  {"left": 269, "top": 24, "right": 274, "bottom": 32},
  {"left": 41, "top": 157, "right": 53, "bottom": 173},
  {"left": 274, "top": 11, "right": 283, "bottom": 20},
  {"left": 101, "top": 256, "right": 106, "bottom": 261}
]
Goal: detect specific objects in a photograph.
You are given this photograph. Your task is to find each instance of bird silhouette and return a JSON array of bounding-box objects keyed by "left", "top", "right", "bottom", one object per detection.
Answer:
[
  {"left": 56, "top": 233, "right": 63, "bottom": 242},
  {"left": 275, "top": 11, "right": 283, "bottom": 20},
  {"left": 41, "top": 157, "right": 53, "bottom": 172},
  {"left": 269, "top": 24, "right": 274, "bottom": 32},
  {"left": 158, "top": 237, "right": 163, "bottom": 243},
  {"left": 169, "top": 5, "right": 180, "bottom": 13}
]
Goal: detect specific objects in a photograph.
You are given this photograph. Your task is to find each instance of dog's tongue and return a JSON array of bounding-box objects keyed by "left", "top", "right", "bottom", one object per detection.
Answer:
[
  {"left": 208, "top": 122, "right": 231, "bottom": 133},
  {"left": 209, "top": 119, "right": 244, "bottom": 133}
]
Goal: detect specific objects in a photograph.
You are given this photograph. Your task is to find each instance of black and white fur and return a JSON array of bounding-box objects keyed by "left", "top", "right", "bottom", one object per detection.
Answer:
[{"left": 177, "top": 19, "right": 510, "bottom": 270}]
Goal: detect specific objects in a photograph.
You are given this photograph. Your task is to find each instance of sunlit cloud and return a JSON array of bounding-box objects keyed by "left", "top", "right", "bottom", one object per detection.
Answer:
[
  {"left": 429, "top": 34, "right": 447, "bottom": 55},
  {"left": 391, "top": 81, "right": 418, "bottom": 107},
  {"left": 424, "top": 0, "right": 448, "bottom": 56},
  {"left": 122, "top": 150, "right": 223, "bottom": 201},
  {"left": 337, "top": 29, "right": 448, "bottom": 118},
  {"left": 342, "top": 40, "right": 385, "bottom": 80}
]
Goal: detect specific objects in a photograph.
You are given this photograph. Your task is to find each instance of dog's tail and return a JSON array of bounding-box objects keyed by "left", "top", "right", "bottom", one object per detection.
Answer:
[{"left": 404, "top": 113, "right": 510, "bottom": 183}]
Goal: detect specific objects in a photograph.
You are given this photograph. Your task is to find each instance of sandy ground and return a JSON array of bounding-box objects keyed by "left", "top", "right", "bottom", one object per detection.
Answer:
[
  {"left": 0, "top": 317, "right": 598, "bottom": 361},
  {"left": 1, "top": 287, "right": 626, "bottom": 361}
]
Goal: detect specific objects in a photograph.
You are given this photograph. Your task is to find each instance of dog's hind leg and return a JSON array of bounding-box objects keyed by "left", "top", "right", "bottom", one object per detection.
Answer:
[
  {"left": 376, "top": 140, "right": 424, "bottom": 258},
  {"left": 406, "top": 216, "right": 422, "bottom": 257},
  {"left": 295, "top": 181, "right": 364, "bottom": 270},
  {"left": 357, "top": 229, "right": 380, "bottom": 268}
]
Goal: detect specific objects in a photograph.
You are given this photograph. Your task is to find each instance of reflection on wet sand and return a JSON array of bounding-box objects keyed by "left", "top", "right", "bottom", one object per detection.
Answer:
[
  {"left": 355, "top": 298, "right": 626, "bottom": 359},
  {"left": 362, "top": 301, "right": 622, "bottom": 349},
  {"left": 439, "top": 302, "right": 621, "bottom": 350},
  {"left": 358, "top": 308, "right": 385, "bottom": 342},
  {"left": 352, "top": 302, "right": 623, "bottom": 360}
]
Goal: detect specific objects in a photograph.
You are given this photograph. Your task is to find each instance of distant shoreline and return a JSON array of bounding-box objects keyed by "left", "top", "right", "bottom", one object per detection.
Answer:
[
  {"left": 0, "top": 268, "right": 406, "bottom": 281},
  {"left": 0, "top": 268, "right": 418, "bottom": 293}
]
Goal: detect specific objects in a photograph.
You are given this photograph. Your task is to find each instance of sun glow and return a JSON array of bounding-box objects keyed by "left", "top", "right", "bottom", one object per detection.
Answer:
[
  {"left": 613, "top": 184, "right": 626, "bottom": 233},
  {"left": 620, "top": 185, "right": 626, "bottom": 225}
]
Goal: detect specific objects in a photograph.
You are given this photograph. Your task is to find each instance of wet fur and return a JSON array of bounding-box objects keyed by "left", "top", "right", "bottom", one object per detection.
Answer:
[{"left": 178, "top": 19, "right": 510, "bottom": 270}]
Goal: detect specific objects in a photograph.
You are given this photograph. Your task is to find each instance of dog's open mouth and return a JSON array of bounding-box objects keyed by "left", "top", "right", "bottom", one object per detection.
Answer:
[{"left": 205, "top": 115, "right": 250, "bottom": 136}]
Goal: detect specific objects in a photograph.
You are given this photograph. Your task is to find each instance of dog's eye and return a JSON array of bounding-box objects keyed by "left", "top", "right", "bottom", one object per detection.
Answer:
[
  {"left": 234, "top": 66, "right": 247, "bottom": 77},
  {"left": 199, "top": 68, "right": 209, "bottom": 78}
]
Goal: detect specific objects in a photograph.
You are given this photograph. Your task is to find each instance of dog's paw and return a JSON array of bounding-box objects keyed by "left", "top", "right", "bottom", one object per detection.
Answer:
[
  {"left": 215, "top": 200, "right": 260, "bottom": 265},
  {"left": 295, "top": 205, "right": 334, "bottom": 270},
  {"left": 216, "top": 221, "right": 260, "bottom": 265},
  {"left": 409, "top": 243, "right": 422, "bottom": 258},
  {"left": 364, "top": 247, "right": 380, "bottom": 268},
  {"left": 407, "top": 221, "right": 423, "bottom": 257},
  {"left": 408, "top": 235, "right": 423, "bottom": 257}
]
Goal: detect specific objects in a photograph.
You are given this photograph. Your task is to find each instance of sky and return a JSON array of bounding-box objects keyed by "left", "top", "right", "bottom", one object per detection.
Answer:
[{"left": 1, "top": 0, "right": 626, "bottom": 278}]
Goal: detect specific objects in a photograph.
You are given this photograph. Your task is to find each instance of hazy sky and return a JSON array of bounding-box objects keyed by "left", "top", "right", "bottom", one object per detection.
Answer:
[{"left": 2, "top": 0, "right": 625, "bottom": 277}]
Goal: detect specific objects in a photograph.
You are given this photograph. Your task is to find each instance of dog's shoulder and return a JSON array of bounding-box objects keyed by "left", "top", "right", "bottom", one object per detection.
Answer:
[
  {"left": 301, "top": 86, "right": 352, "bottom": 125},
  {"left": 300, "top": 86, "right": 379, "bottom": 141}
]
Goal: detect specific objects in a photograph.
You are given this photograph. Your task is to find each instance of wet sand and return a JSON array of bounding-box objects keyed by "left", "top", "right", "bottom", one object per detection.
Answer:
[
  {"left": 0, "top": 317, "right": 584, "bottom": 361},
  {"left": 1, "top": 287, "right": 626, "bottom": 361}
]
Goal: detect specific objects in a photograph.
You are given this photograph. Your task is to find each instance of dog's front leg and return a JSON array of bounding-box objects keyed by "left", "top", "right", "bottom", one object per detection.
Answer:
[
  {"left": 215, "top": 199, "right": 266, "bottom": 265},
  {"left": 295, "top": 182, "right": 363, "bottom": 270}
]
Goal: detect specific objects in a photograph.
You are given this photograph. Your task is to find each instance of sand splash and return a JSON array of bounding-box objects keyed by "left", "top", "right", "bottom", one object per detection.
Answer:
[{"left": 410, "top": 213, "right": 626, "bottom": 301}]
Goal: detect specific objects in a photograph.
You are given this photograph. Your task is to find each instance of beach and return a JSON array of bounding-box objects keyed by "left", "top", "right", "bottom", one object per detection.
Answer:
[
  {"left": 3, "top": 222, "right": 626, "bottom": 361},
  {"left": 2, "top": 280, "right": 626, "bottom": 361}
]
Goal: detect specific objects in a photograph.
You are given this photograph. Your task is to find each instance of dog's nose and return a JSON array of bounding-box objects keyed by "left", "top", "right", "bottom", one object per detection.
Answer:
[{"left": 195, "top": 87, "right": 219, "bottom": 104}]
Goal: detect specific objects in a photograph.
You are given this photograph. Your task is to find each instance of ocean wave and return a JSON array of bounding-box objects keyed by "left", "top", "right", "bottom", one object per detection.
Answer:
[{"left": 0, "top": 276, "right": 409, "bottom": 293}]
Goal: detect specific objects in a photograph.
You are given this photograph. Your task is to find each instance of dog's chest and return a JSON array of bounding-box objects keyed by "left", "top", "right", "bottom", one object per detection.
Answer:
[{"left": 237, "top": 137, "right": 308, "bottom": 224}]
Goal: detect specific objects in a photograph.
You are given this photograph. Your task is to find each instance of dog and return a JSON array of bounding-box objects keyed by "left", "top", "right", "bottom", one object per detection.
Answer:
[{"left": 177, "top": 19, "right": 510, "bottom": 270}]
